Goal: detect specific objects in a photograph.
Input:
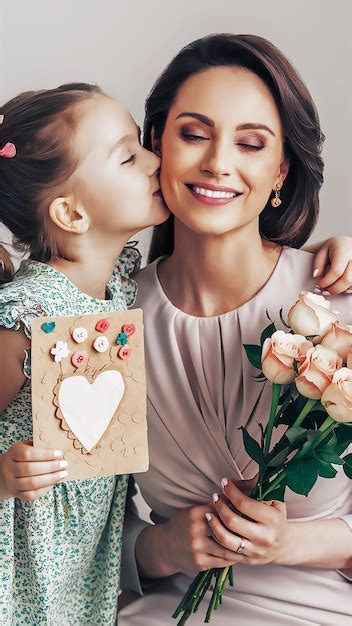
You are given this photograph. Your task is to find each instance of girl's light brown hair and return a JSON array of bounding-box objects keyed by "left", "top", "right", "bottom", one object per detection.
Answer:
[{"left": 0, "top": 83, "right": 102, "bottom": 282}]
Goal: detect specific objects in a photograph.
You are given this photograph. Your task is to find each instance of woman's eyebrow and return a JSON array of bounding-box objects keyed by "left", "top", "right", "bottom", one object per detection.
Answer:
[
  {"left": 175, "top": 112, "right": 214, "bottom": 127},
  {"left": 236, "top": 122, "right": 275, "bottom": 137}
]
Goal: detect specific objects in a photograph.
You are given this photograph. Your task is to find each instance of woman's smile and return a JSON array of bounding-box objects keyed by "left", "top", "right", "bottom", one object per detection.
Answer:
[{"left": 185, "top": 182, "right": 243, "bottom": 205}]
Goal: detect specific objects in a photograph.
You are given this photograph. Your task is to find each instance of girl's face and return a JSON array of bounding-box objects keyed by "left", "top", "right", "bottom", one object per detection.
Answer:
[
  {"left": 71, "top": 95, "right": 168, "bottom": 238},
  {"left": 158, "top": 67, "right": 287, "bottom": 237}
]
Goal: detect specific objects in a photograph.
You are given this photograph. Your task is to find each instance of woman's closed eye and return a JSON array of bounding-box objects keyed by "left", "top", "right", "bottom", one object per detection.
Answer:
[{"left": 236, "top": 136, "right": 265, "bottom": 153}]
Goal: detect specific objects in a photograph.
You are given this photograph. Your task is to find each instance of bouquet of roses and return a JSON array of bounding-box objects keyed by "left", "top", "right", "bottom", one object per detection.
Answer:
[{"left": 173, "top": 291, "right": 352, "bottom": 624}]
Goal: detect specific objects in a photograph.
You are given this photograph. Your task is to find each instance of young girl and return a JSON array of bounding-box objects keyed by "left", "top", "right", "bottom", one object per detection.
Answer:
[{"left": 0, "top": 83, "right": 168, "bottom": 625}]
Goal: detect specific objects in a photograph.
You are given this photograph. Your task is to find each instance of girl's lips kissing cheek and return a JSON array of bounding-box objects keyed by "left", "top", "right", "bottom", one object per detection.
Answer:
[{"left": 185, "top": 182, "right": 243, "bottom": 206}]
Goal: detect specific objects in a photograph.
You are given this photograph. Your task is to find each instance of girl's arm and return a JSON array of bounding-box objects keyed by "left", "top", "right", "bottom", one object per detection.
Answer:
[
  {"left": 0, "top": 328, "right": 67, "bottom": 501},
  {"left": 306, "top": 235, "right": 352, "bottom": 294}
]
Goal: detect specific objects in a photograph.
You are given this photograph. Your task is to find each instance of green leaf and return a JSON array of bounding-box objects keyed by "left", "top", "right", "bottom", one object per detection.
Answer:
[
  {"left": 286, "top": 458, "right": 319, "bottom": 496},
  {"left": 343, "top": 453, "right": 352, "bottom": 479},
  {"left": 243, "top": 344, "right": 262, "bottom": 369},
  {"left": 335, "top": 424, "right": 352, "bottom": 455},
  {"left": 240, "top": 427, "right": 265, "bottom": 469},
  {"left": 267, "top": 446, "right": 290, "bottom": 468},
  {"left": 260, "top": 323, "right": 276, "bottom": 346},
  {"left": 263, "top": 479, "right": 287, "bottom": 502},
  {"left": 317, "top": 460, "right": 337, "bottom": 478},
  {"left": 315, "top": 448, "right": 344, "bottom": 465},
  {"left": 285, "top": 426, "right": 307, "bottom": 448}
]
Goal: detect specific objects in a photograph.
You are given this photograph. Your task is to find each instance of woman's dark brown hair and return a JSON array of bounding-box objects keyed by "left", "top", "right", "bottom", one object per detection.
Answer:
[
  {"left": 145, "top": 34, "right": 324, "bottom": 262},
  {"left": 0, "top": 82, "right": 102, "bottom": 281}
]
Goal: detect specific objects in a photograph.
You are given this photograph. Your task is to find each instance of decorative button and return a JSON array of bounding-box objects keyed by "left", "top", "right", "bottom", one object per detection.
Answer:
[
  {"left": 71, "top": 350, "right": 89, "bottom": 368},
  {"left": 118, "top": 346, "right": 132, "bottom": 360},
  {"left": 115, "top": 332, "right": 128, "bottom": 346},
  {"left": 93, "top": 336, "right": 109, "bottom": 353},
  {"left": 72, "top": 327, "right": 88, "bottom": 343},
  {"left": 122, "top": 323, "right": 136, "bottom": 337},
  {"left": 41, "top": 322, "right": 56, "bottom": 334},
  {"left": 95, "top": 318, "right": 110, "bottom": 333},
  {"left": 50, "top": 340, "right": 70, "bottom": 362}
]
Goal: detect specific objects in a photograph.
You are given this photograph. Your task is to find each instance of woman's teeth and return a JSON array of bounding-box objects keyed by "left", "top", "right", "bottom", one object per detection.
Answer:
[{"left": 190, "top": 185, "right": 238, "bottom": 199}]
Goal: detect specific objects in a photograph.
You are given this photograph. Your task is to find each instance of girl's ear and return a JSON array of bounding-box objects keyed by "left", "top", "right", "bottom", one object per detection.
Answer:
[
  {"left": 49, "top": 196, "right": 90, "bottom": 234},
  {"left": 151, "top": 126, "right": 162, "bottom": 157}
]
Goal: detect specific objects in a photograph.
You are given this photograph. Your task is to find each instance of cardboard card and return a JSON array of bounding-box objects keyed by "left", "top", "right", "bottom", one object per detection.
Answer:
[{"left": 31, "top": 309, "right": 148, "bottom": 481}]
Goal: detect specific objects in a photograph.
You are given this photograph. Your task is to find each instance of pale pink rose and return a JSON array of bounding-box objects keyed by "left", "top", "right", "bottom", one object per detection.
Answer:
[
  {"left": 261, "top": 331, "right": 313, "bottom": 384},
  {"left": 295, "top": 345, "right": 342, "bottom": 400},
  {"left": 320, "top": 322, "right": 352, "bottom": 363},
  {"left": 288, "top": 292, "right": 339, "bottom": 342},
  {"left": 321, "top": 367, "right": 352, "bottom": 423},
  {"left": 348, "top": 349, "right": 352, "bottom": 369}
]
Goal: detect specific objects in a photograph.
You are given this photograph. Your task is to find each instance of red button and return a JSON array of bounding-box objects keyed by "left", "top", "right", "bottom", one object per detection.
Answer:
[
  {"left": 71, "top": 351, "right": 89, "bottom": 368},
  {"left": 118, "top": 346, "right": 132, "bottom": 360},
  {"left": 95, "top": 318, "right": 110, "bottom": 333},
  {"left": 122, "top": 323, "right": 136, "bottom": 337}
]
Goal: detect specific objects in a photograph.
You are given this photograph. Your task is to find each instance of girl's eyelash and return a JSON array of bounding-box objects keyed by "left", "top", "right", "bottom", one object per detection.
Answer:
[{"left": 121, "top": 154, "right": 136, "bottom": 165}]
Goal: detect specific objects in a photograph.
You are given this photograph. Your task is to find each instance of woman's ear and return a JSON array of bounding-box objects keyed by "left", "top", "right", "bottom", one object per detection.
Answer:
[
  {"left": 49, "top": 196, "right": 90, "bottom": 234},
  {"left": 274, "top": 158, "right": 290, "bottom": 190},
  {"left": 151, "top": 126, "right": 162, "bottom": 157}
]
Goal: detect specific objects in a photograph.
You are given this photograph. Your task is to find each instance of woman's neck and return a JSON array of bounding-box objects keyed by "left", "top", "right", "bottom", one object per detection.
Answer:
[
  {"left": 157, "top": 220, "right": 281, "bottom": 317},
  {"left": 49, "top": 235, "right": 126, "bottom": 300}
]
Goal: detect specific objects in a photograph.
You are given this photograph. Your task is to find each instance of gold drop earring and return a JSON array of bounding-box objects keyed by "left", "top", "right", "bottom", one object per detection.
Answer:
[{"left": 271, "top": 185, "right": 282, "bottom": 208}]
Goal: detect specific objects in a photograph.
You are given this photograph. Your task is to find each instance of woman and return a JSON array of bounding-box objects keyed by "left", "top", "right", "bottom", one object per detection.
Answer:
[{"left": 119, "top": 34, "right": 352, "bottom": 625}]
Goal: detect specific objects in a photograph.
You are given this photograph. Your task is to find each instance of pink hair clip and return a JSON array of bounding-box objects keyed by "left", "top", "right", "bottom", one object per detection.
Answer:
[{"left": 0, "top": 143, "right": 16, "bottom": 158}]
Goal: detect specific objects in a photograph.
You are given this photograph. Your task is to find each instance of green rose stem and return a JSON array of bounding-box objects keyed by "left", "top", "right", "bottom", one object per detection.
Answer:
[
  {"left": 264, "top": 383, "right": 282, "bottom": 455},
  {"left": 291, "top": 398, "right": 320, "bottom": 428},
  {"left": 261, "top": 415, "right": 336, "bottom": 500}
]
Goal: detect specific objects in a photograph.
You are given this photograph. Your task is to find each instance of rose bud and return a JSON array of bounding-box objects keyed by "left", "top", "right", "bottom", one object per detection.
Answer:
[
  {"left": 321, "top": 367, "right": 352, "bottom": 423},
  {"left": 295, "top": 345, "right": 342, "bottom": 400},
  {"left": 261, "top": 331, "right": 313, "bottom": 384},
  {"left": 288, "top": 292, "right": 339, "bottom": 342},
  {"left": 320, "top": 322, "right": 352, "bottom": 363}
]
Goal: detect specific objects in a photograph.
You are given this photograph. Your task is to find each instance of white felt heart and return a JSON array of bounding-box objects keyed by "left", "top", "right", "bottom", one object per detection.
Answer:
[{"left": 58, "top": 370, "right": 125, "bottom": 452}]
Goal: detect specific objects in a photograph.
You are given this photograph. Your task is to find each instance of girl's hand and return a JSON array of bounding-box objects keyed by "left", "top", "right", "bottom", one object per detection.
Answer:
[
  {"left": 0, "top": 441, "right": 68, "bottom": 501},
  {"left": 207, "top": 478, "right": 293, "bottom": 566},
  {"left": 313, "top": 236, "right": 352, "bottom": 294},
  {"left": 146, "top": 503, "right": 244, "bottom": 578}
]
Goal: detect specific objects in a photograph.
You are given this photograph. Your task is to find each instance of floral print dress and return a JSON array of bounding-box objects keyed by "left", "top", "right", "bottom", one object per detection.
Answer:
[{"left": 0, "top": 246, "right": 141, "bottom": 625}]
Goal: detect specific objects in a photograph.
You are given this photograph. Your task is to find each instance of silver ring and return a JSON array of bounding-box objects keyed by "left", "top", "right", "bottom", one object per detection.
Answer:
[{"left": 236, "top": 538, "right": 246, "bottom": 554}]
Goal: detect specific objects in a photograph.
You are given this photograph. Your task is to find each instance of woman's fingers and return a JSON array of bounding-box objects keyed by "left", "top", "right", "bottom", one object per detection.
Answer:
[
  {"left": 205, "top": 514, "right": 251, "bottom": 561},
  {"left": 317, "top": 260, "right": 352, "bottom": 294},
  {"left": 211, "top": 493, "right": 260, "bottom": 542}
]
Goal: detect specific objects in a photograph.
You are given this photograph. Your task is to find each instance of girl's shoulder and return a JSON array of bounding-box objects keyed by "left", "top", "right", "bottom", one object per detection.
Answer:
[{"left": 0, "top": 260, "right": 53, "bottom": 337}]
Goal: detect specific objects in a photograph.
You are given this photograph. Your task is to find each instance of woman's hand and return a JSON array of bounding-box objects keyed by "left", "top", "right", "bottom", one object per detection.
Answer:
[
  {"left": 313, "top": 235, "right": 352, "bottom": 294},
  {"left": 0, "top": 441, "right": 68, "bottom": 501},
  {"left": 207, "top": 478, "right": 293, "bottom": 566},
  {"left": 136, "top": 502, "right": 244, "bottom": 579}
]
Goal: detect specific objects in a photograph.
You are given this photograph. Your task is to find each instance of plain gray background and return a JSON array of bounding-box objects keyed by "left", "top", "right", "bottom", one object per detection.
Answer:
[{"left": 0, "top": 0, "right": 351, "bottom": 259}]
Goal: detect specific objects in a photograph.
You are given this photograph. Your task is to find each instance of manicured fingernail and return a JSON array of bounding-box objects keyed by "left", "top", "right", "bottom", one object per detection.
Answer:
[
  {"left": 58, "top": 470, "right": 68, "bottom": 479},
  {"left": 54, "top": 450, "right": 63, "bottom": 458},
  {"left": 264, "top": 500, "right": 273, "bottom": 505},
  {"left": 212, "top": 493, "right": 219, "bottom": 503},
  {"left": 312, "top": 268, "right": 320, "bottom": 278},
  {"left": 322, "top": 290, "right": 330, "bottom": 296},
  {"left": 314, "top": 287, "right": 322, "bottom": 294},
  {"left": 205, "top": 513, "right": 212, "bottom": 522},
  {"left": 346, "top": 289, "right": 352, "bottom": 294},
  {"left": 59, "top": 460, "right": 68, "bottom": 469},
  {"left": 221, "top": 477, "right": 228, "bottom": 490}
]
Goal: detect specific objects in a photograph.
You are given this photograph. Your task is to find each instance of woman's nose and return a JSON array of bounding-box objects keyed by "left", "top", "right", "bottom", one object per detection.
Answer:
[{"left": 200, "top": 142, "right": 233, "bottom": 177}]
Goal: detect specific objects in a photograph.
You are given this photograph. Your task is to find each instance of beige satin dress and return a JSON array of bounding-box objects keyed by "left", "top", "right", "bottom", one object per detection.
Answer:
[{"left": 119, "top": 247, "right": 352, "bottom": 626}]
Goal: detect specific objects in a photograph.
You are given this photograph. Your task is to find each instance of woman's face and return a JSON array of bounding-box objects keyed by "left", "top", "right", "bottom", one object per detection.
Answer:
[{"left": 158, "top": 66, "right": 287, "bottom": 237}]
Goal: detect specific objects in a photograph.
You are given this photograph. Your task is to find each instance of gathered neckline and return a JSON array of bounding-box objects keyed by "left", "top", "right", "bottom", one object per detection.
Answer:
[{"left": 151, "top": 246, "right": 289, "bottom": 320}]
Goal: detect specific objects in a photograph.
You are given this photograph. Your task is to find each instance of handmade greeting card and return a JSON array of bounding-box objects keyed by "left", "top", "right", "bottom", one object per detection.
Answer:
[{"left": 31, "top": 309, "right": 148, "bottom": 481}]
